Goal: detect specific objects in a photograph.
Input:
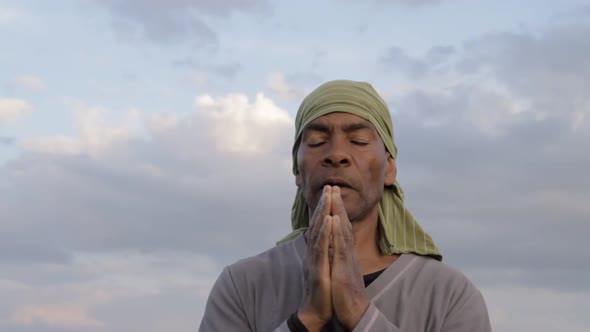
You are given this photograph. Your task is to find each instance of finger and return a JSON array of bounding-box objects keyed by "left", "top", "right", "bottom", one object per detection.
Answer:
[
  {"left": 310, "top": 186, "right": 332, "bottom": 229},
  {"left": 330, "top": 186, "right": 347, "bottom": 219},
  {"left": 322, "top": 185, "right": 332, "bottom": 216},
  {"left": 316, "top": 215, "right": 333, "bottom": 272},
  {"left": 308, "top": 186, "right": 330, "bottom": 245},
  {"left": 331, "top": 215, "right": 347, "bottom": 262},
  {"left": 328, "top": 216, "right": 336, "bottom": 266},
  {"left": 331, "top": 187, "right": 353, "bottom": 240}
]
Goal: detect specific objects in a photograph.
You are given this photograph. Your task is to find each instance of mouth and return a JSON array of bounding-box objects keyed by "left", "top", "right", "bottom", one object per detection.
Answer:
[{"left": 321, "top": 177, "right": 353, "bottom": 190}]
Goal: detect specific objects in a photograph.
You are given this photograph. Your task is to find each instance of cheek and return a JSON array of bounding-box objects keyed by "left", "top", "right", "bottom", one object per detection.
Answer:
[
  {"left": 296, "top": 146, "right": 317, "bottom": 180},
  {"left": 365, "top": 156, "right": 388, "bottom": 187},
  {"left": 295, "top": 154, "right": 306, "bottom": 181},
  {"left": 296, "top": 150, "right": 315, "bottom": 192}
]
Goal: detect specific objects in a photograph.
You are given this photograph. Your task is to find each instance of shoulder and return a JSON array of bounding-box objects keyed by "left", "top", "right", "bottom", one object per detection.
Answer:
[
  {"left": 409, "top": 255, "right": 475, "bottom": 283},
  {"left": 225, "top": 236, "right": 302, "bottom": 284},
  {"left": 406, "top": 255, "right": 484, "bottom": 303},
  {"left": 408, "top": 256, "right": 491, "bottom": 330}
]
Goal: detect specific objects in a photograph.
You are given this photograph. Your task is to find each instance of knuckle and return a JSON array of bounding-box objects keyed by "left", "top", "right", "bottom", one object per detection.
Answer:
[{"left": 312, "top": 244, "right": 323, "bottom": 256}]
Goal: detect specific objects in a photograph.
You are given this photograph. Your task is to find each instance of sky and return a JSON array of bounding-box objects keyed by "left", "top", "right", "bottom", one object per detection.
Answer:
[{"left": 1, "top": 0, "right": 589, "bottom": 331}]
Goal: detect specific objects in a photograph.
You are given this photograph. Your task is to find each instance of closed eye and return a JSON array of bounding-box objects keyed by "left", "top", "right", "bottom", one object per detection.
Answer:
[
  {"left": 307, "top": 141, "right": 326, "bottom": 147},
  {"left": 351, "top": 140, "right": 369, "bottom": 146}
]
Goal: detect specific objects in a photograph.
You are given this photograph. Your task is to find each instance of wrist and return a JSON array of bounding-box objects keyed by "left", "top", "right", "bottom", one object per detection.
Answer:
[
  {"left": 297, "top": 307, "right": 327, "bottom": 332},
  {"left": 341, "top": 301, "right": 369, "bottom": 331}
]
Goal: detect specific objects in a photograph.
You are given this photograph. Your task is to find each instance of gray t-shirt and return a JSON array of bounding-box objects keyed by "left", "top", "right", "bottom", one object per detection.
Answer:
[{"left": 199, "top": 234, "right": 491, "bottom": 331}]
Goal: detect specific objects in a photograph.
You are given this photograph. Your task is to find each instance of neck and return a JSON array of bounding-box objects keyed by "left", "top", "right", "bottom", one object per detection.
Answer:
[{"left": 351, "top": 209, "right": 399, "bottom": 275}]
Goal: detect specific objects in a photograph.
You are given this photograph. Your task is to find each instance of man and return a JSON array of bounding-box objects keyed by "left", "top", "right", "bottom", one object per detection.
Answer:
[{"left": 199, "top": 80, "right": 491, "bottom": 331}]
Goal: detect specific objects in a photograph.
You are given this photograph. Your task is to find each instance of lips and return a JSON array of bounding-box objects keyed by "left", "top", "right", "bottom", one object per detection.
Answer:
[{"left": 320, "top": 177, "right": 354, "bottom": 190}]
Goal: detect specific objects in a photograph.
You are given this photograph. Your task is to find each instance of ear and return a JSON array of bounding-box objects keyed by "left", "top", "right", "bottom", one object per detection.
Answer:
[
  {"left": 384, "top": 156, "right": 397, "bottom": 186},
  {"left": 295, "top": 172, "right": 301, "bottom": 187}
]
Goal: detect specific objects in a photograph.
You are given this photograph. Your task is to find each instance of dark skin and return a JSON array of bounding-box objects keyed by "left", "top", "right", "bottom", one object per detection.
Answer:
[{"left": 295, "top": 113, "right": 399, "bottom": 331}]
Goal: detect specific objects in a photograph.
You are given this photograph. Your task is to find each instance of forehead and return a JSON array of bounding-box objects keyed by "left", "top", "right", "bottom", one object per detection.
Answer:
[{"left": 304, "top": 112, "right": 375, "bottom": 130}]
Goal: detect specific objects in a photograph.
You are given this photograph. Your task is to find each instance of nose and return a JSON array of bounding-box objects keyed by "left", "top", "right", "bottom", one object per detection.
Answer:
[{"left": 322, "top": 140, "right": 351, "bottom": 167}]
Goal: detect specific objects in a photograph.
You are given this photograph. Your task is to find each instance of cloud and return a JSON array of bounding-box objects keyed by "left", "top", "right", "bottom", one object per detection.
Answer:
[
  {"left": 457, "top": 25, "right": 590, "bottom": 123},
  {"left": 354, "top": 0, "right": 446, "bottom": 7},
  {"left": 391, "top": 82, "right": 590, "bottom": 282},
  {"left": 2, "top": 92, "right": 294, "bottom": 265},
  {"left": 551, "top": 4, "right": 590, "bottom": 22},
  {"left": 0, "top": 98, "right": 32, "bottom": 125},
  {"left": 1, "top": 136, "right": 15, "bottom": 146},
  {"left": 92, "top": 0, "right": 270, "bottom": 45},
  {"left": 0, "top": 251, "right": 219, "bottom": 332},
  {"left": 171, "top": 60, "right": 243, "bottom": 79},
  {"left": 2, "top": 5, "right": 589, "bottom": 331},
  {"left": 482, "top": 286, "right": 590, "bottom": 332},
  {"left": 191, "top": 72, "right": 209, "bottom": 88},
  {"left": 11, "top": 305, "right": 104, "bottom": 328},
  {"left": 265, "top": 73, "right": 312, "bottom": 103},
  {"left": 376, "top": 20, "right": 590, "bottom": 293},
  {"left": 193, "top": 92, "right": 292, "bottom": 153},
  {"left": 0, "top": 6, "right": 25, "bottom": 24},
  {"left": 24, "top": 99, "right": 142, "bottom": 157},
  {"left": 0, "top": 91, "right": 295, "bottom": 330},
  {"left": 380, "top": 45, "right": 456, "bottom": 78},
  {"left": 13, "top": 76, "right": 45, "bottom": 93}
]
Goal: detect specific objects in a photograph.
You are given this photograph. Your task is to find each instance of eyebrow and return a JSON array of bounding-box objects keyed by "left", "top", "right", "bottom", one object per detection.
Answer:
[
  {"left": 303, "top": 121, "right": 374, "bottom": 134},
  {"left": 342, "top": 122, "right": 374, "bottom": 133},
  {"left": 304, "top": 123, "right": 330, "bottom": 134}
]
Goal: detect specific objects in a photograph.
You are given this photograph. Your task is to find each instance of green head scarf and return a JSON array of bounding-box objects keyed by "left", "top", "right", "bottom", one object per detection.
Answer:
[{"left": 278, "top": 80, "right": 442, "bottom": 260}]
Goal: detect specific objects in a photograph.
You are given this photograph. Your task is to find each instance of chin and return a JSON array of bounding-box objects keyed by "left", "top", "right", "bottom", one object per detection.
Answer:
[{"left": 345, "top": 208, "right": 364, "bottom": 223}]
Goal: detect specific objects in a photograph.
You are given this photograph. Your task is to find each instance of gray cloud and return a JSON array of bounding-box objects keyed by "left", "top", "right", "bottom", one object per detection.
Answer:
[
  {"left": 0, "top": 94, "right": 294, "bottom": 266},
  {"left": 371, "top": 0, "right": 445, "bottom": 7},
  {"left": 171, "top": 59, "right": 243, "bottom": 78},
  {"left": 380, "top": 21, "right": 590, "bottom": 291},
  {"left": 551, "top": 4, "right": 590, "bottom": 22},
  {"left": 0, "top": 238, "right": 72, "bottom": 265},
  {"left": 0, "top": 93, "right": 293, "bottom": 329},
  {"left": 1, "top": 136, "right": 15, "bottom": 145},
  {"left": 480, "top": 286, "right": 590, "bottom": 332},
  {"left": 92, "top": 0, "right": 269, "bottom": 45},
  {"left": 2, "top": 8, "right": 589, "bottom": 331},
  {"left": 380, "top": 45, "right": 456, "bottom": 77},
  {"left": 458, "top": 26, "right": 590, "bottom": 120},
  {"left": 393, "top": 90, "right": 590, "bottom": 290},
  {"left": 0, "top": 251, "right": 219, "bottom": 331}
]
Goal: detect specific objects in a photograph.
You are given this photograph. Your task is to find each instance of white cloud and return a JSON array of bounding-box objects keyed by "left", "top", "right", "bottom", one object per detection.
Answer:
[
  {"left": 0, "top": 7, "right": 24, "bottom": 24},
  {"left": 192, "top": 72, "right": 209, "bottom": 89},
  {"left": 195, "top": 92, "right": 293, "bottom": 153},
  {"left": 0, "top": 98, "right": 32, "bottom": 125},
  {"left": 2, "top": 92, "right": 295, "bottom": 267},
  {"left": 572, "top": 110, "right": 586, "bottom": 131},
  {"left": 13, "top": 75, "right": 45, "bottom": 92},
  {"left": 265, "top": 73, "right": 311, "bottom": 103},
  {"left": 11, "top": 304, "right": 104, "bottom": 328},
  {"left": 23, "top": 99, "right": 142, "bottom": 157}
]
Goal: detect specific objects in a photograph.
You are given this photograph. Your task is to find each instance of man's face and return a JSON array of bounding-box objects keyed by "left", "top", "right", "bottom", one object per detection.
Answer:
[{"left": 296, "top": 112, "right": 396, "bottom": 222}]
